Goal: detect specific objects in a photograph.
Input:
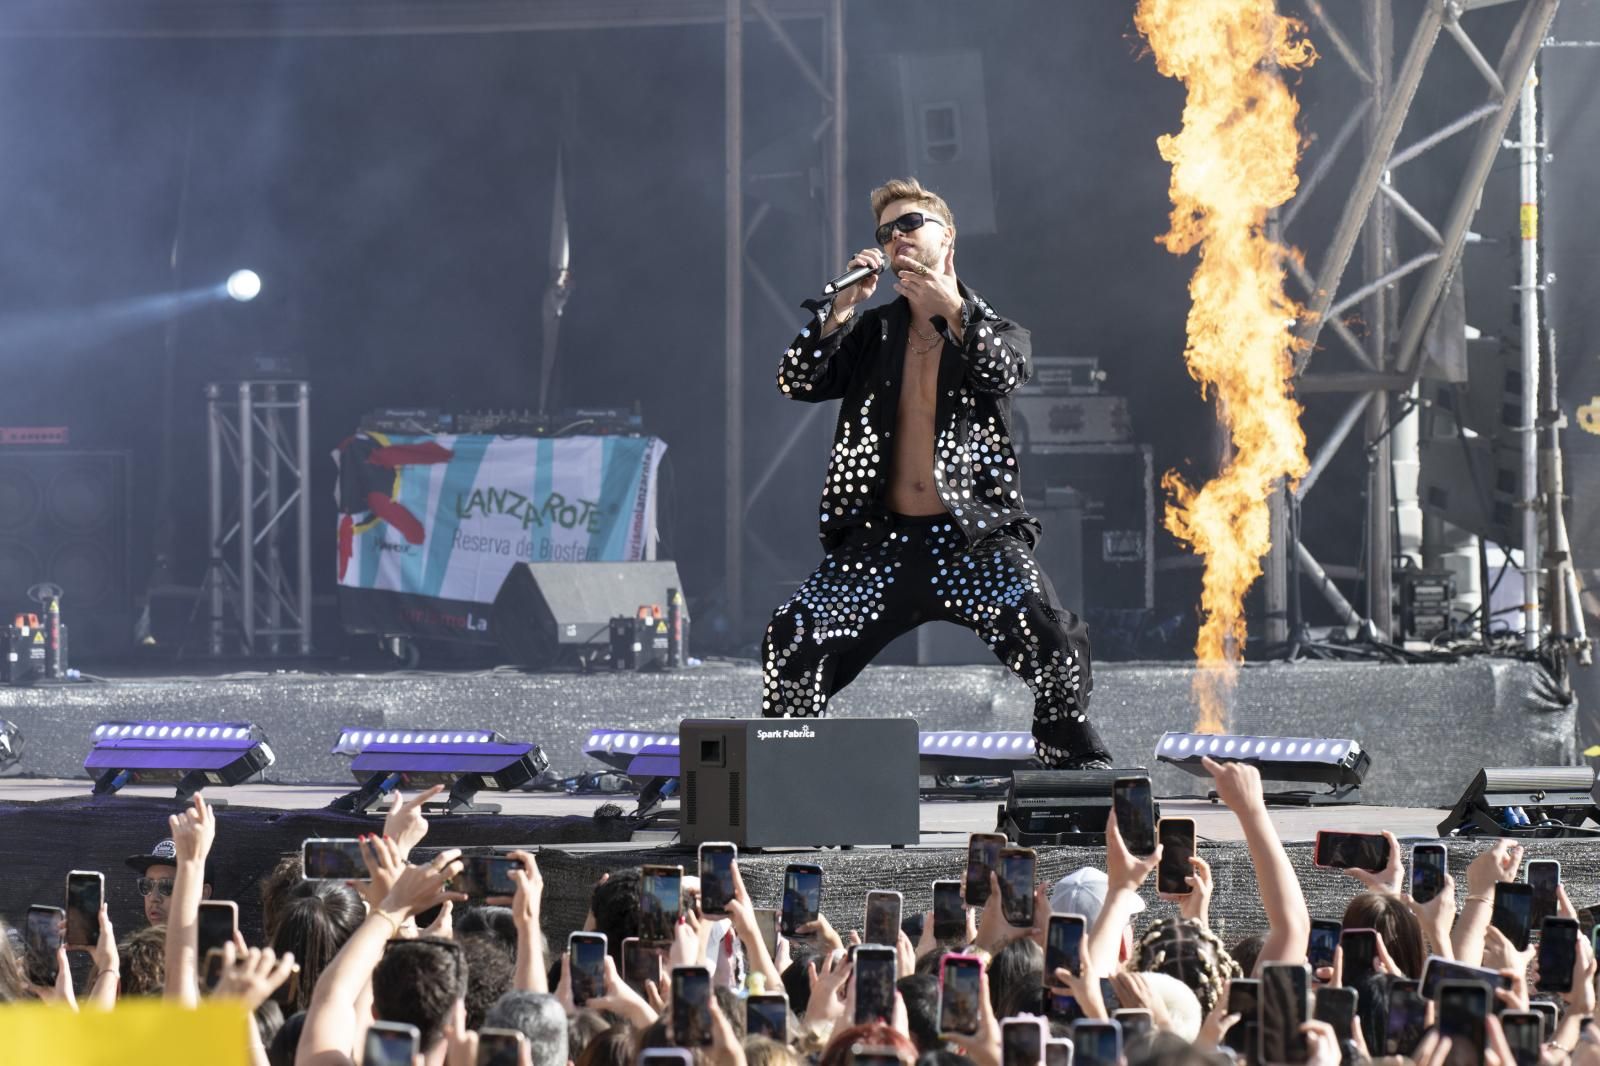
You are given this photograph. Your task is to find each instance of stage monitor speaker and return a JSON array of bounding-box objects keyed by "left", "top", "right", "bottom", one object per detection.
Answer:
[
  {"left": 1436, "top": 766, "right": 1600, "bottom": 838},
  {"left": 1000, "top": 767, "right": 1156, "bottom": 845},
  {"left": 1023, "top": 443, "right": 1154, "bottom": 611},
  {"left": 1417, "top": 435, "right": 1517, "bottom": 545},
  {"left": 678, "top": 718, "right": 919, "bottom": 848},
  {"left": 0, "top": 451, "right": 130, "bottom": 659},
  {"left": 895, "top": 50, "right": 997, "bottom": 236},
  {"left": 492, "top": 561, "right": 687, "bottom": 669}
]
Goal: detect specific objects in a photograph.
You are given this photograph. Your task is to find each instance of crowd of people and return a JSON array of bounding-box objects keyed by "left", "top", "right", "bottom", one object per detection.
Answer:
[{"left": 3, "top": 758, "right": 1599, "bottom": 1066}]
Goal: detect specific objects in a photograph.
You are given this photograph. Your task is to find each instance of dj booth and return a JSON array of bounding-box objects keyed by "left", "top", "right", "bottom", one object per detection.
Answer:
[{"left": 334, "top": 429, "right": 668, "bottom": 653}]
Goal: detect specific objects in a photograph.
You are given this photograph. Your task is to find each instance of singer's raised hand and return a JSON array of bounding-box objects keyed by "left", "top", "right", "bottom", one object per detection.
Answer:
[{"left": 831, "top": 247, "right": 884, "bottom": 314}]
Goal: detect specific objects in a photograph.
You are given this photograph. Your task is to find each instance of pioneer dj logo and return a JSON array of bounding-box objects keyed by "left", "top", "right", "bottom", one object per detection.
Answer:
[{"left": 756, "top": 726, "right": 817, "bottom": 740}]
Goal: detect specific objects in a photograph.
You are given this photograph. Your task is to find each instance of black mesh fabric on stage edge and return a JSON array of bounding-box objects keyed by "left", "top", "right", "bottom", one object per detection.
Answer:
[{"left": 0, "top": 796, "right": 631, "bottom": 944}]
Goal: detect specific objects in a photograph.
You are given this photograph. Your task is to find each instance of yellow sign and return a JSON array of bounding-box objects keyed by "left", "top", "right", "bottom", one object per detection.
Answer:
[
  {"left": 4, "top": 1000, "right": 253, "bottom": 1066},
  {"left": 1579, "top": 398, "right": 1600, "bottom": 436},
  {"left": 1520, "top": 203, "right": 1538, "bottom": 239}
]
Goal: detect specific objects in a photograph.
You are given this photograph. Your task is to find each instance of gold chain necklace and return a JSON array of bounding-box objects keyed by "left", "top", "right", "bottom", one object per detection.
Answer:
[{"left": 908, "top": 324, "right": 941, "bottom": 354}]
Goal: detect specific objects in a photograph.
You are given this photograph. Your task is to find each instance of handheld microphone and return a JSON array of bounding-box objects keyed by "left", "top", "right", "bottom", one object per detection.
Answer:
[{"left": 822, "top": 260, "right": 882, "bottom": 296}]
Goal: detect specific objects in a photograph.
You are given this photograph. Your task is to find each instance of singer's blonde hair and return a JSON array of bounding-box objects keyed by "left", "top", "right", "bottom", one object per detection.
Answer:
[{"left": 869, "top": 177, "right": 956, "bottom": 241}]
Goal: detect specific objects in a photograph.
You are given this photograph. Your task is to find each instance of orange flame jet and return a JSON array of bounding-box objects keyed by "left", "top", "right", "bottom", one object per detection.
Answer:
[{"left": 1135, "top": 0, "right": 1316, "bottom": 732}]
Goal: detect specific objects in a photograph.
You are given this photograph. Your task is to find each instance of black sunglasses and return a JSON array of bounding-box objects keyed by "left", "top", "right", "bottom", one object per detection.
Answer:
[
  {"left": 138, "top": 877, "right": 176, "bottom": 898},
  {"left": 875, "top": 211, "right": 946, "bottom": 246}
]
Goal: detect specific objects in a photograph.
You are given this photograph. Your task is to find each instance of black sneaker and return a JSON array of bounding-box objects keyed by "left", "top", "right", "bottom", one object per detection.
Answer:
[{"left": 1055, "top": 753, "right": 1114, "bottom": 771}]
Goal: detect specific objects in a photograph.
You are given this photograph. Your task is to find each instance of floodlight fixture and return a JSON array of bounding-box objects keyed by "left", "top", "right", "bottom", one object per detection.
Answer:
[
  {"left": 85, "top": 720, "right": 274, "bottom": 801},
  {"left": 1436, "top": 766, "right": 1600, "bottom": 838},
  {"left": 0, "top": 719, "right": 22, "bottom": 772},
  {"left": 1155, "top": 731, "right": 1371, "bottom": 804},
  {"left": 225, "top": 270, "right": 261, "bottom": 302},
  {"left": 583, "top": 730, "right": 681, "bottom": 772},
  {"left": 329, "top": 727, "right": 548, "bottom": 815}
]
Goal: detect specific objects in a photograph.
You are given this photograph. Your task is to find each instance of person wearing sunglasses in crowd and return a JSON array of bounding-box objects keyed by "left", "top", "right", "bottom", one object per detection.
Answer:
[
  {"left": 127, "top": 838, "right": 213, "bottom": 927},
  {"left": 766, "top": 176, "right": 1111, "bottom": 769}
]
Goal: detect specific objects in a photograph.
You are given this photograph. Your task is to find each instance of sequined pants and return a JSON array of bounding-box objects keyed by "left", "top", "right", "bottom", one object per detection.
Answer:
[{"left": 760, "top": 514, "right": 1107, "bottom": 766}]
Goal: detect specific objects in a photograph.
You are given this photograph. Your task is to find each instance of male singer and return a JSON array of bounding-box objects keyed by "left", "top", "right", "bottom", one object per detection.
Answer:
[{"left": 762, "top": 178, "right": 1111, "bottom": 769}]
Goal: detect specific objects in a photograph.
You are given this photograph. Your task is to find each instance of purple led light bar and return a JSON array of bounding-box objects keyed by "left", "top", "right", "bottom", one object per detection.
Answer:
[{"left": 84, "top": 720, "right": 275, "bottom": 799}]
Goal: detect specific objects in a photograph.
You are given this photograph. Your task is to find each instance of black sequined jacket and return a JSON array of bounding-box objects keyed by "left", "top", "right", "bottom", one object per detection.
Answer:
[{"left": 778, "top": 282, "right": 1038, "bottom": 551}]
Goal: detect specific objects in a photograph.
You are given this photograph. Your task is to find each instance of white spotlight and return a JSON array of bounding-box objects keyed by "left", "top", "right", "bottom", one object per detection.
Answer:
[{"left": 226, "top": 270, "right": 262, "bottom": 302}]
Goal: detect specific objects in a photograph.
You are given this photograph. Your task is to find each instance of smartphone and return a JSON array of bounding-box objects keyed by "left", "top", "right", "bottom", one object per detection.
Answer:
[
  {"left": 1115, "top": 1008, "right": 1154, "bottom": 1043},
  {"left": 1001, "top": 1016, "right": 1047, "bottom": 1066},
  {"left": 1528, "top": 859, "right": 1561, "bottom": 931},
  {"left": 1492, "top": 881, "right": 1535, "bottom": 951},
  {"left": 25, "top": 905, "right": 64, "bottom": 986},
  {"left": 1307, "top": 918, "right": 1341, "bottom": 971},
  {"left": 671, "top": 966, "right": 713, "bottom": 1048},
  {"left": 1383, "top": 978, "right": 1427, "bottom": 1058},
  {"left": 1157, "top": 817, "right": 1196, "bottom": 894},
  {"left": 852, "top": 1049, "right": 903, "bottom": 1066},
  {"left": 197, "top": 900, "right": 238, "bottom": 959},
  {"left": 638, "top": 1053, "right": 694, "bottom": 1066},
  {"left": 965, "top": 832, "right": 1006, "bottom": 906},
  {"left": 753, "top": 907, "right": 780, "bottom": 957},
  {"left": 939, "top": 954, "right": 984, "bottom": 1036},
  {"left": 1438, "top": 980, "right": 1490, "bottom": 1066},
  {"left": 1314, "top": 985, "right": 1357, "bottom": 1045},
  {"left": 1112, "top": 777, "right": 1157, "bottom": 856},
  {"left": 1044, "top": 1040, "right": 1074, "bottom": 1066},
  {"left": 202, "top": 946, "right": 227, "bottom": 994},
  {"left": 864, "top": 890, "right": 903, "bottom": 948},
  {"left": 853, "top": 944, "right": 898, "bottom": 1024},
  {"left": 998, "top": 847, "right": 1038, "bottom": 927},
  {"left": 1530, "top": 1000, "right": 1559, "bottom": 1036},
  {"left": 639, "top": 865, "right": 684, "bottom": 944},
  {"left": 1339, "top": 928, "right": 1379, "bottom": 981},
  {"left": 781, "top": 863, "right": 822, "bottom": 937},
  {"left": 933, "top": 879, "right": 966, "bottom": 941},
  {"left": 568, "top": 931, "right": 607, "bottom": 1007},
  {"left": 64, "top": 870, "right": 104, "bottom": 950},
  {"left": 1313, "top": 830, "right": 1391, "bottom": 872},
  {"left": 1410, "top": 843, "right": 1447, "bottom": 904},
  {"left": 1537, "top": 917, "right": 1580, "bottom": 993},
  {"left": 476, "top": 1028, "right": 528, "bottom": 1066},
  {"left": 1419, "top": 955, "right": 1513, "bottom": 998},
  {"left": 622, "top": 937, "right": 664, "bottom": 991},
  {"left": 1223, "top": 977, "right": 1260, "bottom": 1059},
  {"left": 300, "top": 838, "right": 368, "bottom": 882},
  {"left": 697, "top": 842, "right": 737, "bottom": 917},
  {"left": 1072, "top": 1019, "right": 1123, "bottom": 1066},
  {"left": 454, "top": 856, "right": 520, "bottom": 901},
  {"left": 1259, "top": 963, "right": 1311, "bottom": 1066},
  {"left": 1045, "top": 913, "right": 1086, "bottom": 984},
  {"left": 362, "top": 1021, "right": 420, "bottom": 1066},
  {"left": 1500, "top": 1010, "right": 1545, "bottom": 1066},
  {"left": 746, "top": 992, "right": 789, "bottom": 1043}
]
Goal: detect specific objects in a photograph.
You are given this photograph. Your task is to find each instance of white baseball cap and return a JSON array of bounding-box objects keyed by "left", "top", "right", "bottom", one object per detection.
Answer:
[{"left": 1047, "top": 867, "right": 1145, "bottom": 928}]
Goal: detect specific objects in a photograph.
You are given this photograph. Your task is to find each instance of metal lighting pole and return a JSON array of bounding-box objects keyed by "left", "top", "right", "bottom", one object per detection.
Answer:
[{"left": 1517, "top": 69, "right": 1541, "bottom": 649}]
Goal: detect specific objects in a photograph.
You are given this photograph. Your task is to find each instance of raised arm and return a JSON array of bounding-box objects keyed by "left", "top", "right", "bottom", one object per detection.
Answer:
[
  {"left": 1451, "top": 839, "right": 1522, "bottom": 966},
  {"left": 1202, "top": 757, "right": 1309, "bottom": 968},
  {"left": 163, "top": 793, "right": 217, "bottom": 1007},
  {"left": 507, "top": 850, "right": 547, "bottom": 994},
  {"left": 1085, "top": 809, "right": 1161, "bottom": 974}
]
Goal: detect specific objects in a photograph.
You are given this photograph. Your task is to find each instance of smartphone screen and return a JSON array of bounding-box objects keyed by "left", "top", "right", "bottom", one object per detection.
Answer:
[
  {"left": 753, "top": 908, "right": 780, "bottom": 957},
  {"left": 1112, "top": 777, "right": 1157, "bottom": 856},
  {"left": 1411, "top": 844, "right": 1447, "bottom": 904},
  {"left": 640, "top": 865, "right": 684, "bottom": 944},
  {"left": 1314, "top": 831, "right": 1391, "bottom": 872},
  {"left": 1492, "top": 881, "right": 1534, "bottom": 951},
  {"left": 1001, "top": 1017, "right": 1046, "bottom": 1066},
  {"left": 1307, "top": 919, "right": 1341, "bottom": 971},
  {"left": 1537, "top": 917, "right": 1580, "bottom": 993},
  {"left": 1157, "top": 818, "right": 1195, "bottom": 894},
  {"left": 201, "top": 947, "right": 227, "bottom": 994},
  {"left": 1528, "top": 860, "right": 1561, "bottom": 931},
  {"left": 26, "top": 905, "right": 64, "bottom": 986},
  {"left": 864, "top": 890, "right": 902, "bottom": 947},
  {"left": 455, "top": 856, "right": 520, "bottom": 901},
  {"left": 1500, "top": 1011, "right": 1544, "bottom": 1066},
  {"left": 477, "top": 1029, "right": 527, "bottom": 1066},
  {"left": 622, "top": 937, "right": 664, "bottom": 991},
  {"left": 301, "top": 838, "right": 368, "bottom": 881},
  {"left": 1339, "top": 928, "right": 1379, "bottom": 981},
  {"left": 1045, "top": 1040, "right": 1074, "bottom": 1066},
  {"left": 1260, "top": 963, "right": 1311, "bottom": 1065},
  {"left": 746, "top": 993, "right": 789, "bottom": 1042},
  {"left": 671, "top": 966, "right": 713, "bottom": 1048},
  {"left": 853, "top": 945, "right": 898, "bottom": 1024},
  {"left": 698, "top": 843, "right": 737, "bottom": 917},
  {"left": 1046, "top": 914, "right": 1086, "bottom": 983},
  {"left": 781, "top": 865, "right": 822, "bottom": 937},
  {"left": 1072, "top": 1019, "right": 1123, "bottom": 1066},
  {"left": 1314, "top": 985, "right": 1357, "bottom": 1044},
  {"left": 64, "top": 871, "right": 104, "bottom": 950},
  {"left": 1384, "top": 979, "right": 1427, "bottom": 1058},
  {"left": 965, "top": 833, "right": 1006, "bottom": 906},
  {"left": 999, "top": 848, "right": 1037, "bottom": 927},
  {"left": 933, "top": 880, "right": 966, "bottom": 941},
  {"left": 1223, "top": 978, "right": 1260, "bottom": 1059},
  {"left": 1438, "top": 981, "right": 1489, "bottom": 1066},
  {"left": 363, "top": 1022, "right": 420, "bottom": 1066},
  {"left": 197, "top": 901, "right": 237, "bottom": 959},
  {"left": 1530, "top": 1000, "right": 1558, "bottom": 1036},
  {"left": 568, "top": 932, "right": 607, "bottom": 1007},
  {"left": 1419, "top": 955, "right": 1513, "bottom": 999},
  {"left": 939, "top": 955, "right": 984, "bottom": 1036},
  {"left": 1115, "top": 1008, "right": 1154, "bottom": 1043}
]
